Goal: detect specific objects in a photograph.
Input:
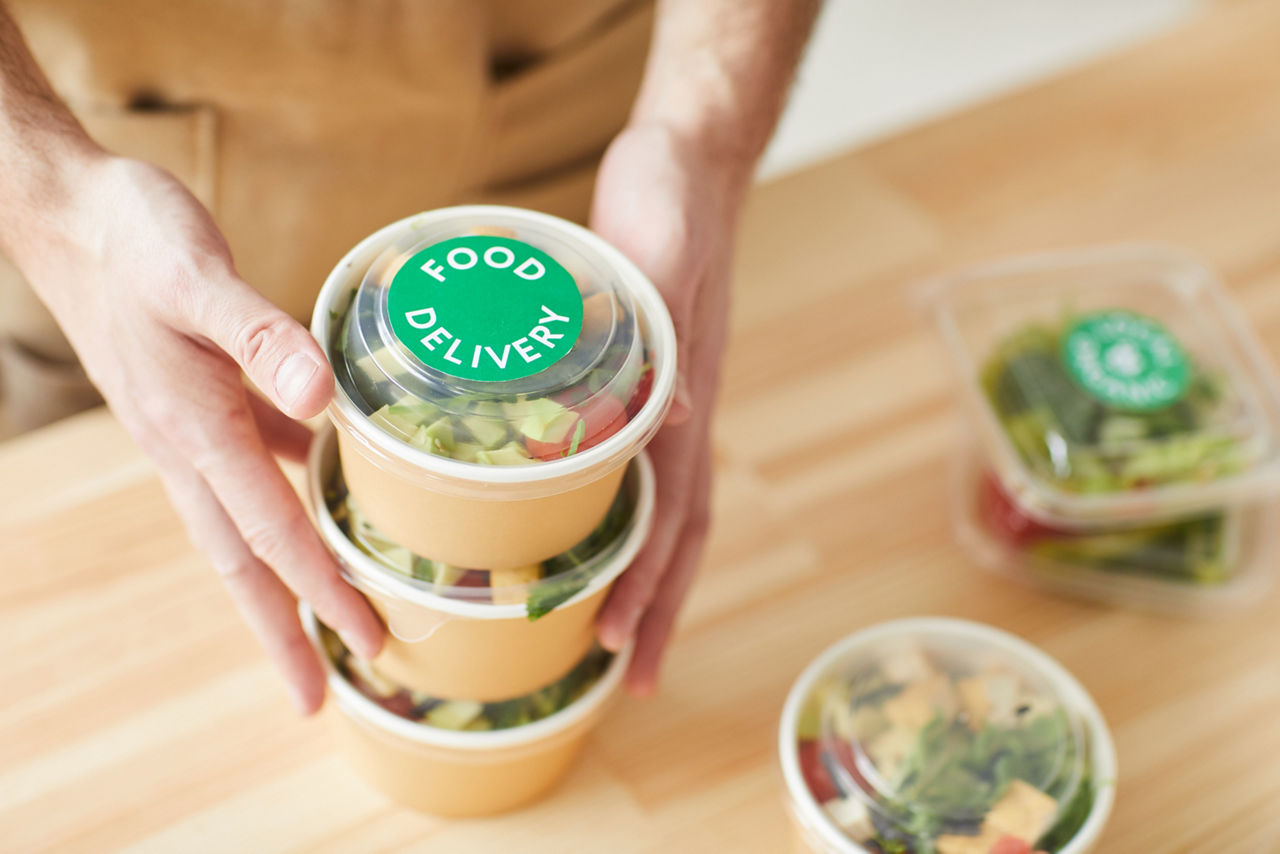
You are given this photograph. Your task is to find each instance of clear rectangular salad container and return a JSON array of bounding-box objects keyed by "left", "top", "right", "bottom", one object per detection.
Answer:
[{"left": 926, "top": 246, "right": 1280, "bottom": 611}]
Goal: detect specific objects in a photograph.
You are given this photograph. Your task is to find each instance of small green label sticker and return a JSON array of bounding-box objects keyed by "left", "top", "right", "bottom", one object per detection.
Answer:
[
  {"left": 1063, "top": 310, "right": 1189, "bottom": 410},
  {"left": 386, "top": 236, "right": 584, "bottom": 382}
]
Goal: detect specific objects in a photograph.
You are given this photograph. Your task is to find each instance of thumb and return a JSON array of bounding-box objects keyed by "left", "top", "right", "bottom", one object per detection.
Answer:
[{"left": 189, "top": 274, "right": 334, "bottom": 419}]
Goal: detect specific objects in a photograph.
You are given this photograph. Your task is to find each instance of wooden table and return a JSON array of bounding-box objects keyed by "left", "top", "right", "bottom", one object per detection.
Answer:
[{"left": 5, "top": 2, "right": 1280, "bottom": 851}]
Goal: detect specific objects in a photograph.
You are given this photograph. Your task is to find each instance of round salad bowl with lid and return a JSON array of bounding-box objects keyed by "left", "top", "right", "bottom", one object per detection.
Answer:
[
  {"left": 303, "top": 605, "right": 632, "bottom": 818},
  {"left": 311, "top": 205, "right": 677, "bottom": 570},
  {"left": 779, "top": 618, "right": 1117, "bottom": 854},
  {"left": 307, "top": 423, "right": 654, "bottom": 702}
]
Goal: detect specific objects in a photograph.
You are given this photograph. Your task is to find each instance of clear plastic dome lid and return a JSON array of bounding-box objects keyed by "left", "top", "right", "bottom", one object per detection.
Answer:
[
  {"left": 928, "top": 247, "right": 1280, "bottom": 527},
  {"left": 328, "top": 209, "right": 668, "bottom": 467},
  {"left": 319, "top": 623, "right": 613, "bottom": 732},
  {"left": 792, "top": 625, "right": 1095, "bottom": 853}
]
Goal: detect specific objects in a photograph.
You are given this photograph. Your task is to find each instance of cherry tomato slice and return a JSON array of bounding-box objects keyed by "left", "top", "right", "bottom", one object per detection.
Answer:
[
  {"left": 626, "top": 366, "right": 654, "bottom": 420},
  {"left": 989, "top": 836, "right": 1033, "bottom": 854},
  {"left": 797, "top": 738, "right": 864, "bottom": 804},
  {"left": 978, "top": 471, "right": 1075, "bottom": 547}
]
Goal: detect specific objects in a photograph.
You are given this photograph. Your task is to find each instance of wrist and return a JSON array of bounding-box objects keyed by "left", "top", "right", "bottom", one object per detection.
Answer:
[
  {"left": 623, "top": 120, "right": 756, "bottom": 206},
  {"left": 0, "top": 130, "right": 107, "bottom": 275}
]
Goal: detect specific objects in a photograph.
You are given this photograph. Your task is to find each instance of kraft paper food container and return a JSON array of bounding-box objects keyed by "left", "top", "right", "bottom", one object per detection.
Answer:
[
  {"left": 302, "top": 607, "right": 631, "bottom": 818},
  {"left": 311, "top": 205, "right": 676, "bottom": 569},
  {"left": 308, "top": 423, "right": 654, "bottom": 701},
  {"left": 951, "top": 433, "right": 1279, "bottom": 614},
  {"left": 924, "top": 246, "right": 1280, "bottom": 611},
  {"left": 779, "top": 618, "right": 1117, "bottom": 854}
]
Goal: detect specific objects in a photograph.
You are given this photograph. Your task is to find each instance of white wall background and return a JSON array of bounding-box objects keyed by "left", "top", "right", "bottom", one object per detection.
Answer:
[{"left": 759, "top": 0, "right": 1203, "bottom": 179}]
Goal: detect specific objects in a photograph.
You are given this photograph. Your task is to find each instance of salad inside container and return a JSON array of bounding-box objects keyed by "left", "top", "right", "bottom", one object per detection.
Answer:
[
  {"left": 780, "top": 619, "right": 1115, "bottom": 854},
  {"left": 318, "top": 622, "right": 613, "bottom": 731},
  {"left": 927, "top": 246, "right": 1280, "bottom": 528},
  {"left": 323, "top": 454, "right": 647, "bottom": 620},
  {"left": 323, "top": 207, "right": 674, "bottom": 468},
  {"left": 955, "top": 439, "right": 1279, "bottom": 610}
]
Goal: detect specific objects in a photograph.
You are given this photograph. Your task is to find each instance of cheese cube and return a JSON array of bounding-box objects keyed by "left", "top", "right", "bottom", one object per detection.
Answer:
[
  {"left": 979, "top": 670, "right": 1022, "bottom": 726},
  {"left": 956, "top": 677, "right": 990, "bottom": 730},
  {"left": 937, "top": 828, "right": 1002, "bottom": 854},
  {"left": 821, "top": 797, "right": 874, "bottom": 842},
  {"left": 882, "top": 674, "right": 957, "bottom": 730},
  {"left": 985, "top": 779, "right": 1059, "bottom": 842},
  {"left": 880, "top": 644, "right": 938, "bottom": 684},
  {"left": 489, "top": 564, "right": 542, "bottom": 605}
]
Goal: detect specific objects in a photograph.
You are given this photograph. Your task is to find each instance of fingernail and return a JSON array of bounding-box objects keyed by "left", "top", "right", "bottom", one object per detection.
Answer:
[
  {"left": 600, "top": 609, "right": 639, "bottom": 652},
  {"left": 340, "top": 628, "right": 379, "bottom": 661},
  {"left": 275, "top": 353, "right": 319, "bottom": 408},
  {"left": 600, "top": 626, "right": 625, "bottom": 652}
]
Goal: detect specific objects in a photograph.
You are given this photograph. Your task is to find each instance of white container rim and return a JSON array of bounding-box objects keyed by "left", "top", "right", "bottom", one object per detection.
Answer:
[
  {"left": 301, "top": 603, "right": 632, "bottom": 752},
  {"left": 778, "top": 617, "right": 1118, "bottom": 854},
  {"left": 307, "top": 423, "right": 655, "bottom": 620},
  {"left": 311, "top": 205, "right": 678, "bottom": 494}
]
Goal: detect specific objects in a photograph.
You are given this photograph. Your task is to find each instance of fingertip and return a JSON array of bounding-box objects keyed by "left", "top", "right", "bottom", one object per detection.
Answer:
[
  {"left": 665, "top": 375, "right": 694, "bottom": 426},
  {"left": 286, "top": 654, "right": 327, "bottom": 716},
  {"left": 340, "top": 625, "right": 383, "bottom": 662},
  {"left": 627, "top": 677, "right": 657, "bottom": 698},
  {"left": 291, "top": 681, "right": 324, "bottom": 716},
  {"left": 598, "top": 623, "right": 629, "bottom": 653},
  {"left": 625, "top": 660, "right": 660, "bottom": 697},
  {"left": 598, "top": 601, "right": 642, "bottom": 652}
]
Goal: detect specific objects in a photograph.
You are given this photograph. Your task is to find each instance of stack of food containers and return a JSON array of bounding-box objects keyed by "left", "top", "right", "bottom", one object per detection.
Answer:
[
  {"left": 779, "top": 619, "right": 1117, "bottom": 854},
  {"left": 926, "top": 246, "right": 1280, "bottom": 612},
  {"left": 306, "top": 206, "right": 676, "bottom": 816}
]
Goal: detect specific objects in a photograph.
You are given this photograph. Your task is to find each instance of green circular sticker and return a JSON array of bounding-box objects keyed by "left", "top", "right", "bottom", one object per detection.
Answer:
[
  {"left": 386, "top": 236, "right": 584, "bottom": 382},
  {"left": 1063, "top": 311, "right": 1189, "bottom": 410}
]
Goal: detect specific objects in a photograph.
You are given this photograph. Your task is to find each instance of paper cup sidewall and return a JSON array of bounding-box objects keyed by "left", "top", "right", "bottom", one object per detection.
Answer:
[
  {"left": 330, "top": 703, "right": 595, "bottom": 817},
  {"left": 370, "top": 584, "right": 610, "bottom": 701},
  {"left": 313, "top": 631, "right": 631, "bottom": 818},
  {"left": 335, "top": 425, "right": 624, "bottom": 568}
]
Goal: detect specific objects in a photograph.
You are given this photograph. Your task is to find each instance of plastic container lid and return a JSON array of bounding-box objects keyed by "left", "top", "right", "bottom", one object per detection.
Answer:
[
  {"left": 316, "top": 206, "right": 676, "bottom": 480},
  {"left": 926, "top": 245, "right": 1280, "bottom": 527},
  {"left": 780, "top": 619, "right": 1116, "bottom": 854},
  {"left": 951, "top": 433, "right": 1278, "bottom": 614},
  {"left": 301, "top": 604, "right": 632, "bottom": 752},
  {"left": 307, "top": 424, "right": 655, "bottom": 633}
]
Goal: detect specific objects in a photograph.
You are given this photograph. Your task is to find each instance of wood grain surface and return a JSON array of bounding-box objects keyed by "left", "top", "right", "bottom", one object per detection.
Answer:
[{"left": 4, "top": 2, "right": 1280, "bottom": 851}]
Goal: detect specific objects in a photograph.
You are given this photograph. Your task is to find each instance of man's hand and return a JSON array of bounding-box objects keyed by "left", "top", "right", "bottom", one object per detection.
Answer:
[
  {"left": 589, "top": 0, "right": 819, "bottom": 694},
  {"left": 12, "top": 154, "right": 384, "bottom": 714},
  {"left": 591, "top": 125, "right": 738, "bottom": 695},
  {"left": 1, "top": 5, "right": 382, "bottom": 714}
]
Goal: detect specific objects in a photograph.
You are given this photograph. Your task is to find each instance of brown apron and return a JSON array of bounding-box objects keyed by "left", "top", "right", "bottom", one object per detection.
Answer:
[{"left": 0, "top": 0, "right": 652, "bottom": 432}]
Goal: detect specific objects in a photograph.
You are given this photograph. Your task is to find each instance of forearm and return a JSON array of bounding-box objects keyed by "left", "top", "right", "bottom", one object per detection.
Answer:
[
  {"left": 0, "top": 5, "right": 101, "bottom": 266},
  {"left": 632, "top": 0, "right": 820, "bottom": 183}
]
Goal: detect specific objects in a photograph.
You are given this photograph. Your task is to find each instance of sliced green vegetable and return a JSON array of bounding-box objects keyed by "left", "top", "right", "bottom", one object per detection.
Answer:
[
  {"left": 425, "top": 700, "right": 483, "bottom": 730},
  {"left": 515, "top": 398, "right": 579, "bottom": 443},
  {"left": 461, "top": 414, "right": 509, "bottom": 449}
]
